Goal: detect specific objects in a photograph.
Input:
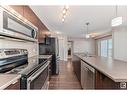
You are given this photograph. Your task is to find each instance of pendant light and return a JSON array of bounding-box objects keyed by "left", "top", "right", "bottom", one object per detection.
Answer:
[
  {"left": 111, "top": 6, "right": 123, "bottom": 27},
  {"left": 62, "top": 5, "right": 69, "bottom": 23},
  {"left": 85, "top": 22, "right": 90, "bottom": 38}
]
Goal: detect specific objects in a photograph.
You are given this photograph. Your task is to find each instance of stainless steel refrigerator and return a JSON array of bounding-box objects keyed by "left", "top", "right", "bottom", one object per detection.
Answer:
[{"left": 39, "top": 37, "right": 60, "bottom": 75}]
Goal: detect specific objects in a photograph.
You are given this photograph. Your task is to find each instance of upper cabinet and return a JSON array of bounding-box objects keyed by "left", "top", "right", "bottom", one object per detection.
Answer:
[
  {"left": 23, "top": 6, "right": 39, "bottom": 28},
  {"left": 10, "top": 5, "right": 49, "bottom": 43},
  {"left": 10, "top": 5, "right": 24, "bottom": 16}
]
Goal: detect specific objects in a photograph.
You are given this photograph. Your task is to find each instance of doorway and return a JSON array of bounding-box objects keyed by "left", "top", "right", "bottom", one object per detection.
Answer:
[{"left": 67, "top": 41, "right": 73, "bottom": 59}]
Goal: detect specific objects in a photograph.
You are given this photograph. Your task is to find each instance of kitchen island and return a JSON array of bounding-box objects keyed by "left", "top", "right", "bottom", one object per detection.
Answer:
[{"left": 73, "top": 53, "right": 127, "bottom": 89}]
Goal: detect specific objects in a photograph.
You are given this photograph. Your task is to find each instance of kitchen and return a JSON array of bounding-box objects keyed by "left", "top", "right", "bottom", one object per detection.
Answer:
[{"left": 0, "top": 3, "right": 127, "bottom": 91}]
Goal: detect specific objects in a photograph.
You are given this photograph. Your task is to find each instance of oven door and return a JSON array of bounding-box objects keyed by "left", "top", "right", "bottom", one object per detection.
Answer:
[{"left": 27, "top": 61, "right": 50, "bottom": 89}]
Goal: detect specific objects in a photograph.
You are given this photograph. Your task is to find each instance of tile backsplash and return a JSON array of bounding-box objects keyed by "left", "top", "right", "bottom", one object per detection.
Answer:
[{"left": 0, "top": 39, "right": 38, "bottom": 58}]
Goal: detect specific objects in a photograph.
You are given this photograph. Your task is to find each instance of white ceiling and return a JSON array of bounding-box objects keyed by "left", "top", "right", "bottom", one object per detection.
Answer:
[{"left": 30, "top": 6, "right": 127, "bottom": 38}]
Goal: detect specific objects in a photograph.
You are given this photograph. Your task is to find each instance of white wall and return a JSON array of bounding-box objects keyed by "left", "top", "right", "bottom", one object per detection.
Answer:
[
  {"left": 113, "top": 27, "right": 127, "bottom": 62},
  {"left": 51, "top": 33, "right": 68, "bottom": 61},
  {"left": 0, "top": 38, "right": 38, "bottom": 57},
  {"left": 68, "top": 38, "right": 96, "bottom": 54},
  {"left": 58, "top": 36, "right": 68, "bottom": 61}
]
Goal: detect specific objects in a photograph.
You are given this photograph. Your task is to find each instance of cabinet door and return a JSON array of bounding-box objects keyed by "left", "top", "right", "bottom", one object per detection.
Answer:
[
  {"left": 72, "top": 55, "right": 81, "bottom": 82},
  {"left": 101, "top": 74, "right": 119, "bottom": 89},
  {"left": 95, "top": 70, "right": 103, "bottom": 89},
  {"left": 81, "top": 62, "right": 84, "bottom": 88},
  {"left": 5, "top": 79, "right": 20, "bottom": 90},
  {"left": 10, "top": 5, "right": 24, "bottom": 16},
  {"left": 23, "top": 6, "right": 38, "bottom": 28},
  {"left": 95, "top": 71, "right": 119, "bottom": 89}
]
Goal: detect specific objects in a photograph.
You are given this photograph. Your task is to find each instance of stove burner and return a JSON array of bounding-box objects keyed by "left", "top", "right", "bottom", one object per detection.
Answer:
[{"left": 6, "top": 64, "right": 27, "bottom": 74}]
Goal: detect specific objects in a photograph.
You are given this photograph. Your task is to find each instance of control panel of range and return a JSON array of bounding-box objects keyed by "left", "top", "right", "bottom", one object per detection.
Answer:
[{"left": 0, "top": 49, "right": 28, "bottom": 59}]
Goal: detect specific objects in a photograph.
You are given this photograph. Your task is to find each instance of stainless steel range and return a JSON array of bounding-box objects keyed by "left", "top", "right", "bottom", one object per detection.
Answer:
[
  {"left": 0, "top": 49, "right": 50, "bottom": 89},
  {"left": 0, "top": 49, "right": 28, "bottom": 73}
]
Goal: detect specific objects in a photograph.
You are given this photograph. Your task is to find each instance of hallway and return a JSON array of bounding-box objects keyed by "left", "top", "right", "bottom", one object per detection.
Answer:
[{"left": 49, "top": 60, "right": 82, "bottom": 89}]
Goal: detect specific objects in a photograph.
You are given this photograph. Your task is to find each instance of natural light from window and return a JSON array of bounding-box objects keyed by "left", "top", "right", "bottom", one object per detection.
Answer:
[{"left": 100, "top": 39, "right": 112, "bottom": 58}]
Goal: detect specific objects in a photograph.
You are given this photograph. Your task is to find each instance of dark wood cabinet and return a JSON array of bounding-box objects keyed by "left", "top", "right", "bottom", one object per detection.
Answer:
[
  {"left": 73, "top": 54, "right": 127, "bottom": 89},
  {"left": 5, "top": 79, "right": 20, "bottom": 90},
  {"left": 95, "top": 71, "right": 127, "bottom": 89},
  {"left": 23, "top": 6, "right": 39, "bottom": 28},
  {"left": 10, "top": 5, "right": 24, "bottom": 16},
  {"left": 72, "top": 55, "right": 81, "bottom": 82}
]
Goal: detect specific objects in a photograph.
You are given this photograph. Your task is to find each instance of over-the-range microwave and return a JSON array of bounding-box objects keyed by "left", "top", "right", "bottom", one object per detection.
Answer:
[{"left": 0, "top": 6, "right": 38, "bottom": 42}]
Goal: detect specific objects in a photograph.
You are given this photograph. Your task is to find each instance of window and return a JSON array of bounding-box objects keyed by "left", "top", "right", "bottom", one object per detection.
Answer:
[
  {"left": 101, "top": 40, "right": 108, "bottom": 57},
  {"left": 108, "top": 39, "right": 112, "bottom": 58},
  {"left": 99, "top": 39, "right": 112, "bottom": 58}
]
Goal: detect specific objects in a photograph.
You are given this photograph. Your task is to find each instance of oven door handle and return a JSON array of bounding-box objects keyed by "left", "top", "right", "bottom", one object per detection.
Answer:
[{"left": 28, "top": 61, "right": 50, "bottom": 82}]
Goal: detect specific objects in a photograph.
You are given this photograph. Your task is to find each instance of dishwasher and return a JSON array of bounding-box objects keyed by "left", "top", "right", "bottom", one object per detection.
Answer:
[{"left": 81, "top": 60, "right": 95, "bottom": 89}]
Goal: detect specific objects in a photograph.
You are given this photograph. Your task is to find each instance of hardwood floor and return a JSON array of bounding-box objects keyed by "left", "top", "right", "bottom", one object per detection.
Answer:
[{"left": 49, "top": 59, "right": 82, "bottom": 89}]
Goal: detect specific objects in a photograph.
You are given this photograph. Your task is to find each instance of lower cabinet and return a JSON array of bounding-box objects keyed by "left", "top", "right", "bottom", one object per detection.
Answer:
[
  {"left": 95, "top": 71, "right": 127, "bottom": 89},
  {"left": 72, "top": 55, "right": 127, "bottom": 89},
  {"left": 80, "top": 60, "right": 127, "bottom": 89},
  {"left": 5, "top": 79, "right": 20, "bottom": 90},
  {"left": 72, "top": 55, "right": 81, "bottom": 82}
]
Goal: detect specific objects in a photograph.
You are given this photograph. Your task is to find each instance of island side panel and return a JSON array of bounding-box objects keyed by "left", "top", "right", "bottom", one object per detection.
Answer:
[
  {"left": 95, "top": 70, "right": 127, "bottom": 89},
  {"left": 72, "top": 54, "right": 81, "bottom": 83}
]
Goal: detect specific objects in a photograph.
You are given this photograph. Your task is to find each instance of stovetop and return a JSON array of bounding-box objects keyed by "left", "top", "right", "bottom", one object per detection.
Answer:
[
  {"left": 6, "top": 57, "right": 47, "bottom": 74},
  {"left": 6, "top": 64, "right": 28, "bottom": 74},
  {"left": 0, "top": 49, "right": 48, "bottom": 75}
]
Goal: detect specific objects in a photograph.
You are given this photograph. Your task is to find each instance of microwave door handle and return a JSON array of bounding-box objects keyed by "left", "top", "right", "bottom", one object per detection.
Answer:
[
  {"left": 34, "top": 30, "right": 37, "bottom": 39},
  {"left": 29, "top": 61, "right": 50, "bottom": 82}
]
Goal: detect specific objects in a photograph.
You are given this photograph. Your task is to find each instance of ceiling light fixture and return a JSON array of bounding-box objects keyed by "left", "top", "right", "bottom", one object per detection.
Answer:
[
  {"left": 62, "top": 5, "right": 69, "bottom": 23},
  {"left": 85, "top": 22, "right": 90, "bottom": 38},
  {"left": 63, "top": 15, "right": 66, "bottom": 18},
  {"left": 62, "top": 18, "right": 65, "bottom": 22},
  {"left": 65, "top": 5, "right": 69, "bottom": 9},
  {"left": 62, "top": 9, "right": 66, "bottom": 14},
  {"left": 111, "top": 6, "right": 125, "bottom": 27}
]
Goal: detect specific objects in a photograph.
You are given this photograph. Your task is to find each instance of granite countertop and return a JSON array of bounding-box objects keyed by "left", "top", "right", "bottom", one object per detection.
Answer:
[
  {"left": 0, "top": 74, "right": 21, "bottom": 90},
  {"left": 20, "top": 55, "right": 52, "bottom": 75},
  {"left": 39, "top": 55, "right": 52, "bottom": 59},
  {"left": 75, "top": 53, "right": 127, "bottom": 82}
]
